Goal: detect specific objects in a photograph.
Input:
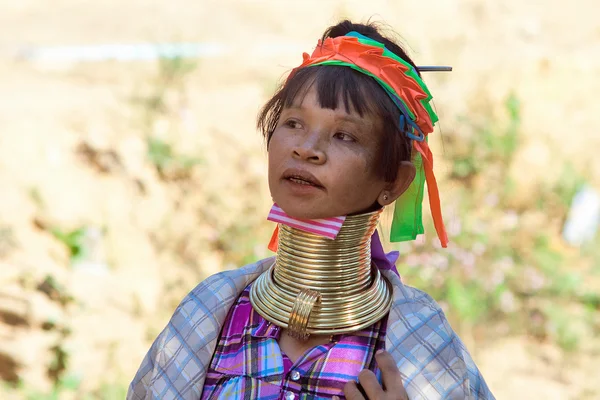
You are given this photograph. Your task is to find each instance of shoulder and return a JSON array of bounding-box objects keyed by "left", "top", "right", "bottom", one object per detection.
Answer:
[
  {"left": 165, "top": 256, "right": 274, "bottom": 347},
  {"left": 385, "top": 272, "right": 452, "bottom": 338},
  {"left": 127, "top": 257, "right": 274, "bottom": 400},
  {"left": 385, "top": 274, "right": 494, "bottom": 399}
]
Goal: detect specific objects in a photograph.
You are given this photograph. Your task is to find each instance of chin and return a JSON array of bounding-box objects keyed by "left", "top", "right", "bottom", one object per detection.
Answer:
[{"left": 275, "top": 201, "right": 333, "bottom": 220}]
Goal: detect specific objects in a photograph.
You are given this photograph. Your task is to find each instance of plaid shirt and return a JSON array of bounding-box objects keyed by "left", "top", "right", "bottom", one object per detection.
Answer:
[
  {"left": 200, "top": 285, "right": 386, "bottom": 399},
  {"left": 128, "top": 257, "right": 495, "bottom": 400}
]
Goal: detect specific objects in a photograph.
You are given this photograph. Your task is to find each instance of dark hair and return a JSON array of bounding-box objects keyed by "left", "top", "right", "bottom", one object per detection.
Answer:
[{"left": 257, "top": 20, "right": 419, "bottom": 182}]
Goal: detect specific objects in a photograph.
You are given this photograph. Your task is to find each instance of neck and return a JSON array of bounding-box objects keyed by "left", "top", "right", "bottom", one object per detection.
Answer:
[
  {"left": 250, "top": 209, "right": 392, "bottom": 340},
  {"left": 274, "top": 209, "right": 381, "bottom": 297}
]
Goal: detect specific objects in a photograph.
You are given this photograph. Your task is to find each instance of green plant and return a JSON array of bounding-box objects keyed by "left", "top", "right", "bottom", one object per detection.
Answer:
[
  {"left": 47, "top": 344, "right": 69, "bottom": 384},
  {"left": 545, "top": 306, "right": 581, "bottom": 352},
  {"left": 130, "top": 54, "right": 203, "bottom": 181},
  {"left": 445, "top": 278, "right": 487, "bottom": 323},
  {"left": 36, "top": 275, "right": 74, "bottom": 307},
  {"left": 93, "top": 382, "right": 128, "bottom": 400},
  {"left": 553, "top": 162, "right": 587, "bottom": 208},
  {"left": 49, "top": 226, "right": 89, "bottom": 263},
  {"left": 146, "top": 136, "right": 203, "bottom": 180},
  {"left": 28, "top": 187, "right": 45, "bottom": 209},
  {"left": 6, "top": 373, "right": 81, "bottom": 400},
  {"left": 448, "top": 92, "right": 521, "bottom": 182},
  {"left": 133, "top": 56, "right": 197, "bottom": 118},
  {"left": 156, "top": 56, "right": 197, "bottom": 90},
  {"left": 0, "top": 224, "right": 17, "bottom": 257}
]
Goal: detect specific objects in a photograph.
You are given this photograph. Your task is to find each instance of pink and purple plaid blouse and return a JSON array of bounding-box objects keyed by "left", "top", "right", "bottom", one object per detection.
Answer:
[{"left": 200, "top": 284, "right": 387, "bottom": 400}]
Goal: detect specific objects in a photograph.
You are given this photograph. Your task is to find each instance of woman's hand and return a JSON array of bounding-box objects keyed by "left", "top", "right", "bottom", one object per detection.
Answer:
[{"left": 343, "top": 350, "right": 408, "bottom": 400}]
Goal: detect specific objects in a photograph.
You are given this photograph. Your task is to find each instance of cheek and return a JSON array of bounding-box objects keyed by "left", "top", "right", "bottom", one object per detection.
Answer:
[
  {"left": 349, "top": 148, "right": 373, "bottom": 175},
  {"left": 339, "top": 152, "right": 383, "bottom": 193},
  {"left": 267, "top": 133, "right": 289, "bottom": 184},
  {"left": 267, "top": 134, "right": 284, "bottom": 164},
  {"left": 268, "top": 128, "right": 290, "bottom": 152},
  {"left": 332, "top": 154, "right": 371, "bottom": 189},
  {"left": 267, "top": 151, "right": 279, "bottom": 183}
]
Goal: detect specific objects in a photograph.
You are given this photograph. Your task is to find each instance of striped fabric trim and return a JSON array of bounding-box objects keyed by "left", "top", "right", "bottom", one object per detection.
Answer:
[{"left": 267, "top": 204, "right": 346, "bottom": 239}]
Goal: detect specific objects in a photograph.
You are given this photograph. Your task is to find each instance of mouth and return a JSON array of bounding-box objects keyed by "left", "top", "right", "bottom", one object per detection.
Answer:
[{"left": 282, "top": 169, "right": 324, "bottom": 189}]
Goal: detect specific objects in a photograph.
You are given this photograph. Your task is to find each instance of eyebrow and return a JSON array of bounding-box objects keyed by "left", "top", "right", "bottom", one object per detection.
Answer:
[
  {"left": 285, "top": 104, "right": 368, "bottom": 126},
  {"left": 336, "top": 114, "right": 366, "bottom": 125}
]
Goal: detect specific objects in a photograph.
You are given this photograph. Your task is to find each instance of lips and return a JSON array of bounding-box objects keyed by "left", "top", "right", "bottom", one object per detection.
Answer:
[{"left": 282, "top": 168, "right": 324, "bottom": 189}]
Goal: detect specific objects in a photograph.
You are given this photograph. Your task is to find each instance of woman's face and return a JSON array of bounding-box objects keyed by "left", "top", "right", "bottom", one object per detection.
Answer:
[{"left": 268, "top": 86, "right": 389, "bottom": 220}]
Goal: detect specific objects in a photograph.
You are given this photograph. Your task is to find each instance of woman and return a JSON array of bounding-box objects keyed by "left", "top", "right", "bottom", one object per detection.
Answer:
[{"left": 128, "top": 20, "right": 494, "bottom": 400}]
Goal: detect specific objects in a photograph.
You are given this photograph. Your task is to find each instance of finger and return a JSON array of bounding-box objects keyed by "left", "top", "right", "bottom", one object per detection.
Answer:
[
  {"left": 343, "top": 380, "right": 366, "bottom": 400},
  {"left": 356, "top": 383, "right": 369, "bottom": 398},
  {"left": 376, "top": 350, "right": 406, "bottom": 396},
  {"left": 358, "top": 369, "right": 385, "bottom": 399}
]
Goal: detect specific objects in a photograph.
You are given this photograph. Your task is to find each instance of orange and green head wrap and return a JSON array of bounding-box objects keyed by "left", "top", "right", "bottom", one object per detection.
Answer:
[{"left": 289, "top": 31, "right": 449, "bottom": 247}]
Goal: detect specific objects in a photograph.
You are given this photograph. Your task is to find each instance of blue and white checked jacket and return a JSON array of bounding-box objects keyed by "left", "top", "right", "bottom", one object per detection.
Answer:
[{"left": 128, "top": 257, "right": 494, "bottom": 400}]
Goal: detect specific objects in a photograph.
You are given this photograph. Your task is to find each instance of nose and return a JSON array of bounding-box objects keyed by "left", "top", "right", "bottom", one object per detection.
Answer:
[{"left": 292, "top": 132, "right": 327, "bottom": 164}]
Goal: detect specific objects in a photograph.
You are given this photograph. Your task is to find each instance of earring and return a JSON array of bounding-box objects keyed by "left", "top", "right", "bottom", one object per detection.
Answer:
[{"left": 383, "top": 194, "right": 389, "bottom": 201}]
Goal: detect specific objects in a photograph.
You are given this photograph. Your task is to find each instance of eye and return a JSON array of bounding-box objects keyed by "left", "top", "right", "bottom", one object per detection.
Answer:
[
  {"left": 283, "top": 119, "right": 302, "bottom": 129},
  {"left": 333, "top": 132, "right": 356, "bottom": 142}
]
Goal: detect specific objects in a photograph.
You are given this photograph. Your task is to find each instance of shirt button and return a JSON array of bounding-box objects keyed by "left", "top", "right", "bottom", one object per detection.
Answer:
[
  {"left": 285, "top": 391, "right": 295, "bottom": 400},
  {"left": 290, "top": 370, "right": 301, "bottom": 381}
]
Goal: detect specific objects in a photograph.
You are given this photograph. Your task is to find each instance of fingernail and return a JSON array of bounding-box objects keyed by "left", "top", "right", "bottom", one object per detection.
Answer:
[{"left": 376, "top": 349, "right": 384, "bottom": 355}]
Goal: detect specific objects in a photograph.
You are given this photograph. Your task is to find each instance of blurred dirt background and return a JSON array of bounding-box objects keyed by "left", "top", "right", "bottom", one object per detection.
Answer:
[{"left": 1, "top": 1, "right": 599, "bottom": 399}]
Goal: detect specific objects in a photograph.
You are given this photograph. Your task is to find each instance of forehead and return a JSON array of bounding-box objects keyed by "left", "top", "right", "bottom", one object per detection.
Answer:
[
  {"left": 281, "top": 66, "right": 386, "bottom": 120},
  {"left": 288, "top": 86, "right": 375, "bottom": 127}
]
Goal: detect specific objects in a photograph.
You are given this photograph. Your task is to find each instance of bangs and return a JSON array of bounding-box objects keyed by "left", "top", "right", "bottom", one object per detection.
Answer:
[{"left": 282, "top": 66, "right": 387, "bottom": 118}]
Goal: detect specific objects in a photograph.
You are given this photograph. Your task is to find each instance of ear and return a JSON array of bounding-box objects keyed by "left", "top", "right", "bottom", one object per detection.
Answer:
[{"left": 377, "top": 161, "right": 416, "bottom": 207}]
